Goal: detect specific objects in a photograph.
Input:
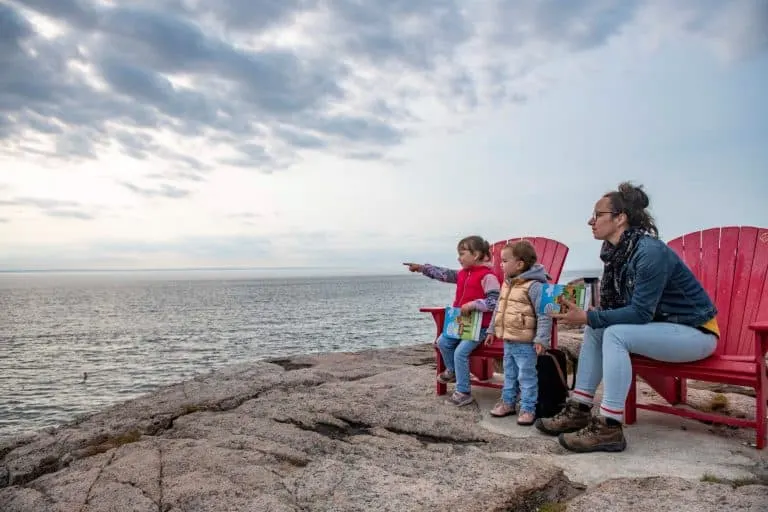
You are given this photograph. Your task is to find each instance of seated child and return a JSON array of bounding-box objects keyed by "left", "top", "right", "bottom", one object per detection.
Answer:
[
  {"left": 405, "top": 235, "right": 500, "bottom": 406},
  {"left": 485, "top": 240, "right": 552, "bottom": 425}
]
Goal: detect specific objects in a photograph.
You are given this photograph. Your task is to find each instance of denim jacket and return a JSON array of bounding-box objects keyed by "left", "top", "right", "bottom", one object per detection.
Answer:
[{"left": 586, "top": 236, "right": 717, "bottom": 329}]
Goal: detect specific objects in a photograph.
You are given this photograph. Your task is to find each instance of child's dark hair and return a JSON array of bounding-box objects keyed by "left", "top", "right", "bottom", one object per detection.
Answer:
[
  {"left": 603, "top": 182, "right": 659, "bottom": 238},
  {"left": 457, "top": 235, "right": 491, "bottom": 262},
  {"left": 503, "top": 240, "right": 537, "bottom": 272}
]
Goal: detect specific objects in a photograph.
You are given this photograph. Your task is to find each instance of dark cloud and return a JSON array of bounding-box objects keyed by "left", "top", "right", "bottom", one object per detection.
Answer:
[
  {"left": 121, "top": 182, "right": 191, "bottom": 199},
  {"left": 1, "top": 0, "right": 765, "bottom": 179},
  {"left": 494, "top": 0, "right": 641, "bottom": 50},
  {"left": 0, "top": 196, "right": 95, "bottom": 220}
]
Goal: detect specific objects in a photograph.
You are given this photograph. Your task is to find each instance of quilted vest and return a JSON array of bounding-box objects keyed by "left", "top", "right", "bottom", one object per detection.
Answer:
[
  {"left": 454, "top": 265, "right": 494, "bottom": 328},
  {"left": 493, "top": 278, "right": 536, "bottom": 342}
]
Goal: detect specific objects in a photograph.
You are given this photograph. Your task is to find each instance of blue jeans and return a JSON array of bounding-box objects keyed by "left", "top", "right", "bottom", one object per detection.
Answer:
[
  {"left": 437, "top": 329, "right": 486, "bottom": 394},
  {"left": 573, "top": 323, "right": 717, "bottom": 420},
  {"left": 501, "top": 342, "right": 538, "bottom": 414}
]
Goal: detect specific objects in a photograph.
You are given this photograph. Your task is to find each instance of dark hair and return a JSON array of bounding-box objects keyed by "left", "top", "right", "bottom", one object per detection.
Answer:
[
  {"left": 502, "top": 240, "right": 537, "bottom": 272},
  {"left": 457, "top": 235, "right": 491, "bottom": 262},
  {"left": 603, "top": 182, "right": 659, "bottom": 238}
]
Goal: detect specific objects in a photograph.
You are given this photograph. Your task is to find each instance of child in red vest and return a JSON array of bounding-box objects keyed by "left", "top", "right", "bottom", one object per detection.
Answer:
[{"left": 405, "top": 236, "right": 501, "bottom": 406}]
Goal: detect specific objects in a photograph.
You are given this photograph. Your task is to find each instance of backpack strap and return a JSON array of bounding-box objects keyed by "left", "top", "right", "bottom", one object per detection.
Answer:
[{"left": 541, "top": 351, "right": 568, "bottom": 389}]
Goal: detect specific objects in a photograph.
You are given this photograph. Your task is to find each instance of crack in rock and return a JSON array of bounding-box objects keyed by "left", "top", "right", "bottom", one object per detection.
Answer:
[
  {"left": 273, "top": 418, "right": 372, "bottom": 441},
  {"left": 266, "top": 359, "right": 315, "bottom": 371},
  {"left": 382, "top": 426, "right": 488, "bottom": 446},
  {"left": 79, "top": 449, "right": 117, "bottom": 512}
]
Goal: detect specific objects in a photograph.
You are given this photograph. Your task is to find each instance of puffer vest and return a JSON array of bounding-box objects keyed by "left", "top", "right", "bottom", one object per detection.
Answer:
[
  {"left": 454, "top": 265, "right": 494, "bottom": 328},
  {"left": 493, "top": 278, "right": 536, "bottom": 342}
]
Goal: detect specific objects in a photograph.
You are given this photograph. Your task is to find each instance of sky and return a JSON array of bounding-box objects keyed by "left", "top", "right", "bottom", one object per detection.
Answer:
[{"left": 1, "top": 0, "right": 767, "bottom": 274}]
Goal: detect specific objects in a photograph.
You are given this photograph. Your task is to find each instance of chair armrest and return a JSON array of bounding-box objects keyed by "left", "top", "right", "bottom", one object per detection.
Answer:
[
  {"left": 419, "top": 307, "right": 446, "bottom": 337},
  {"left": 749, "top": 321, "right": 768, "bottom": 357}
]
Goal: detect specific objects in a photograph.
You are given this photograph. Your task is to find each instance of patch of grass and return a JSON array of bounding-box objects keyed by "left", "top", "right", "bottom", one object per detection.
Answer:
[
  {"left": 76, "top": 429, "right": 142, "bottom": 458},
  {"left": 700, "top": 473, "right": 765, "bottom": 488},
  {"left": 182, "top": 404, "right": 205, "bottom": 414},
  {"left": 537, "top": 503, "right": 567, "bottom": 512},
  {"left": 700, "top": 393, "right": 729, "bottom": 412}
]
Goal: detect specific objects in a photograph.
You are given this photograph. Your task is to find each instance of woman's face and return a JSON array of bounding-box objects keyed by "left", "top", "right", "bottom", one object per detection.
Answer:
[{"left": 589, "top": 197, "right": 622, "bottom": 242}]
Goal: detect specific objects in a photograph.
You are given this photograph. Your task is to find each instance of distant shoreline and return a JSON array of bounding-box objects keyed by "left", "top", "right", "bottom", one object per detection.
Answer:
[{"left": 0, "top": 267, "right": 603, "bottom": 281}]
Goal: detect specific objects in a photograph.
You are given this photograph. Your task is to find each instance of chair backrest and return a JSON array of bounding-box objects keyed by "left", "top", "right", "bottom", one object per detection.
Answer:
[
  {"left": 668, "top": 226, "right": 768, "bottom": 357},
  {"left": 489, "top": 236, "right": 569, "bottom": 284}
]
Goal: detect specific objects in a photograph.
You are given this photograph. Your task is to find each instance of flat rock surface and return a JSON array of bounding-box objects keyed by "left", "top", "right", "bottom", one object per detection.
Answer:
[{"left": 1, "top": 343, "right": 766, "bottom": 511}]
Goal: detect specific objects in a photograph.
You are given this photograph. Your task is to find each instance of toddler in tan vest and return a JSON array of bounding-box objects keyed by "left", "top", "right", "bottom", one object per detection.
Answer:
[{"left": 485, "top": 240, "right": 552, "bottom": 425}]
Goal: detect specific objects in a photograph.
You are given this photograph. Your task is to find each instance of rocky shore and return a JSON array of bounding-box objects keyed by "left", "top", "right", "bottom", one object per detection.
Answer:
[{"left": 1, "top": 331, "right": 766, "bottom": 511}]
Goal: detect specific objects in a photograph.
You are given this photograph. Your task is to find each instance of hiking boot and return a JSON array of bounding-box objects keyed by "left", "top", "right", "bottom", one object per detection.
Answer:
[
  {"left": 534, "top": 400, "right": 591, "bottom": 436},
  {"left": 448, "top": 391, "right": 475, "bottom": 407},
  {"left": 558, "top": 416, "right": 627, "bottom": 453},
  {"left": 490, "top": 401, "right": 516, "bottom": 417},
  {"left": 437, "top": 370, "right": 456, "bottom": 383}
]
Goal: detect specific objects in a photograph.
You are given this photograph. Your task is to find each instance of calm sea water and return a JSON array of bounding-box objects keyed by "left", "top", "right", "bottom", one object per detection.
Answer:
[{"left": 0, "top": 268, "right": 596, "bottom": 439}]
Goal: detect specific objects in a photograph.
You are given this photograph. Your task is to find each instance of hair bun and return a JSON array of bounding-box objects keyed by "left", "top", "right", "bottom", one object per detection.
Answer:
[{"left": 618, "top": 181, "right": 650, "bottom": 209}]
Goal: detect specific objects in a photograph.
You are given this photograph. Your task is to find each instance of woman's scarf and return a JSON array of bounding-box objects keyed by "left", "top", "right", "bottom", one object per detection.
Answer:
[{"left": 599, "top": 228, "right": 646, "bottom": 310}]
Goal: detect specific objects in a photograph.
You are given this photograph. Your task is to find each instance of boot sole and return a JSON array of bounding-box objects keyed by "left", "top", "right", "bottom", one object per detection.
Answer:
[
  {"left": 534, "top": 418, "right": 587, "bottom": 436},
  {"left": 557, "top": 434, "right": 627, "bottom": 453}
]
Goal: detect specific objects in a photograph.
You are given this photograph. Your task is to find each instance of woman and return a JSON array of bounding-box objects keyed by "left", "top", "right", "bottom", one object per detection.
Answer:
[{"left": 535, "top": 182, "right": 719, "bottom": 453}]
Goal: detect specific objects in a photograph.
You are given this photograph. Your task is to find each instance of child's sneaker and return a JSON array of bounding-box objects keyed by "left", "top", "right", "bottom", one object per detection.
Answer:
[
  {"left": 448, "top": 391, "right": 474, "bottom": 406},
  {"left": 490, "top": 401, "right": 516, "bottom": 417},
  {"left": 436, "top": 370, "right": 456, "bottom": 383},
  {"left": 516, "top": 411, "right": 536, "bottom": 426}
]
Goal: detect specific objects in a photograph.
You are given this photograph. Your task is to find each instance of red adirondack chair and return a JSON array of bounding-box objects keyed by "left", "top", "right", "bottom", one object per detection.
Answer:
[
  {"left": 625, "top": 226, "right": 768, "bottom": 449},
  {"left": 419, "top": 236, "right": 569, "bottom": 395}
]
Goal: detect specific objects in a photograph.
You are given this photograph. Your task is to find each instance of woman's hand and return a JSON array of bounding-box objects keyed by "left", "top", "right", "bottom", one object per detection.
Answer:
[
  {"left": 548, "top": 299, "right": 588, "bottom": 325},
  {"left": 534, "top": 343, "right": 545, "bottom": 355},
  {"left": 403, "top": 262, "right": 423, "bottom": 272},
  {"left": 460, "top": 302, "right": 475, "bottom": 315},
  {"left": 484, "top": 334, "right": 495, "bottom": 346}
]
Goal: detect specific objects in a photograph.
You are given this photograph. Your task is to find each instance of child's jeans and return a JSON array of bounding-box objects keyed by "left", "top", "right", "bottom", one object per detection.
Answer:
[
  {"left": 501, "top": 342, "right": 538, "bottom": 414},
  {"left": 437, "top": 329, "right": 486, "bottom": 394}
]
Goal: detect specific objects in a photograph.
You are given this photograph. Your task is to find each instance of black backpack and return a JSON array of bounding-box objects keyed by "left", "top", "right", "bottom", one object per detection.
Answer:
[{"left": 535, "top": 348, "right": 570, "bottom": 418}]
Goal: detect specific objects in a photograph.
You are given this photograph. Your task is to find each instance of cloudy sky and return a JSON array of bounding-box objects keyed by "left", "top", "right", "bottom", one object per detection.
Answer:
[{"left": 1, "top": 0, "right": 767, "bottom": 273}]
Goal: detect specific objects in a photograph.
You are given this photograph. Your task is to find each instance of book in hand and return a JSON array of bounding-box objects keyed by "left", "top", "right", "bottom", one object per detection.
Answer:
[
  {"left": 443, "top": 307, "right": 483, "bottom": 341},
  {"left": 538, "top": 284, "right": 591, "bottom": 315}
]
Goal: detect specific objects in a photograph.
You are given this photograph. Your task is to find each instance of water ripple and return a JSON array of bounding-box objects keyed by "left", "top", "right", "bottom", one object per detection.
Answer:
[{"left": 0, "top": 273, "right": 450, "bottom": 438}]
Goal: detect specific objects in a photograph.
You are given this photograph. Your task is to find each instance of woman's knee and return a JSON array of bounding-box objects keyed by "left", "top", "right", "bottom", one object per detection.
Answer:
[{"left": 601, "top": 326, "right": 637, "bottom": 359}]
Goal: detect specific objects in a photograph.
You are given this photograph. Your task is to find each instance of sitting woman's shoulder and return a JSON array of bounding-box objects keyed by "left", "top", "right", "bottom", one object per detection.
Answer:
[{"left": 632, "top": 234, "right": 671, "bottom": 263}]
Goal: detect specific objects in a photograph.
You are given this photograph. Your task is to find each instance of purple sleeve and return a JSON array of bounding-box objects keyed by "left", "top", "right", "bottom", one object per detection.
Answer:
[
  {"left": 471, "top": 274, "right": 501, "bottom": 312},
  {"left": 421, "top": 264, "right": 458, "bottom": 284}
]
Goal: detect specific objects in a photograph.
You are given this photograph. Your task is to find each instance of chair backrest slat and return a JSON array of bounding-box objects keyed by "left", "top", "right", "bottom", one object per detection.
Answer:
[{"left": 669, "top": 226, "right": 768, "bottom": 357}]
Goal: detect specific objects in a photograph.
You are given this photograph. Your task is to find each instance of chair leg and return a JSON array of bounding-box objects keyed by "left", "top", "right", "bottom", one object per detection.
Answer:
[
  {"left": 756, "top": 372, "right": 767, "bottom": 449},
  {"left": 676, "top": 378, "right": 688, "bottom": 405},
  {"left": 435, "top": 344, "right": 447, "bottom": 396},
  {"left": 625, "top": 371, "right": 638, "bottom": 425}
]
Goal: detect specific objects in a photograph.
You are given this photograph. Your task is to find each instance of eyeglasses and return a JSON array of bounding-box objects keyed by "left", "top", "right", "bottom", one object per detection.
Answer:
[{"left": 590, "top": 211, "right": 614, "bottom": 222}]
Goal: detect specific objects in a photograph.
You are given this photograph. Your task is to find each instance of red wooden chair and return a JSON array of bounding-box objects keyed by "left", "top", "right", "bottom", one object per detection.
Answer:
[
  {"left": 419, "top": 236, "right": 569, "bottom": 395},
  {"left": 625, "top": 226, "right": 768, "bottom": 449}
]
